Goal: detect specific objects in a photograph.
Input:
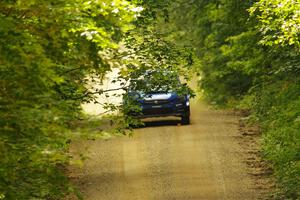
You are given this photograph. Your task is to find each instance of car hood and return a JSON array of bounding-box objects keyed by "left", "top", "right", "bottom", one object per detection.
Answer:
[
  {"left": 140, "top": 92, "right": 179, "bottom": 102},
  {"left": 144, "top": 93, "right": 172, "bottom": 100}
]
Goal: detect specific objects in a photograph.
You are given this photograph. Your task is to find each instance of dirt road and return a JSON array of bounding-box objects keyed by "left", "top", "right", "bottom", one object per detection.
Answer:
[{"left": 69, "top": 96, "right": 264, "bottom": 200}]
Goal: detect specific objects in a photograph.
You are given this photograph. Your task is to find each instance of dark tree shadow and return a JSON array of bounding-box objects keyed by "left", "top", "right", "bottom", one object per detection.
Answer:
[{"left": 134, "top": 118, "right": 182, "bottom": 128}]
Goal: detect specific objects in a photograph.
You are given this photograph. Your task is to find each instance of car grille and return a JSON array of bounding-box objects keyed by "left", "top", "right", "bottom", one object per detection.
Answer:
[
  {"left": 143, "top": 99, "right": 170, "bottom": 105},
  {"left": 143, "top": 107, "right": 173, "bottom": 115}
]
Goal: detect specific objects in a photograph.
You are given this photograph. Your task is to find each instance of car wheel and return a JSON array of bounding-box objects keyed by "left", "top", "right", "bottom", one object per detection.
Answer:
[{"left": 181, "top": 114, "right": 190, "bottom": 125}]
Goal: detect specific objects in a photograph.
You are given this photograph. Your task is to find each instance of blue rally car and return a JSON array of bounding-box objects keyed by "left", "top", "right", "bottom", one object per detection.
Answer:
[{"left": 124, "top": 71, "right": 191, "bottom": 125}]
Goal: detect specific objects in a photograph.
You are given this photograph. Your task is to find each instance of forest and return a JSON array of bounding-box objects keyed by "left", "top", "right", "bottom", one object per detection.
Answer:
[{"left": 0, "top": 0, "right": 299, "bottom": 199}]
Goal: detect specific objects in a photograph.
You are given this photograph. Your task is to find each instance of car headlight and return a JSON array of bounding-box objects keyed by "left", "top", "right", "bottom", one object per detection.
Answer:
[{"left": 186, "top": 100, "right": 190, "bottom": 106}]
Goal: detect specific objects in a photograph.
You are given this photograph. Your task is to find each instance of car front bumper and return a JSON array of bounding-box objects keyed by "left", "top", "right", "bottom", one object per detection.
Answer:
[{"left": 138, "top": 103, "right": 190, "bottom": 118}]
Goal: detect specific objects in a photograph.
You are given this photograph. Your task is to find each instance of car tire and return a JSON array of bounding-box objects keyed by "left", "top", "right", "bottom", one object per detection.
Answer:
[{"left": 181, "top": 114, "right": 190, "bottom": 125}]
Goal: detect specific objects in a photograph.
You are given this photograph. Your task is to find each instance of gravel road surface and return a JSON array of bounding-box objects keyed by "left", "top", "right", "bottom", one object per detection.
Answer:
[{"left": 69, "top": 97, "right": 261, "bottom": 200}]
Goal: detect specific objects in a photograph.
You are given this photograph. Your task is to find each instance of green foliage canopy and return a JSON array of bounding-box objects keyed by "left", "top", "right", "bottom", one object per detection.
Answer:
[
  {"left": 250, "top": 0, "right": 300, "bottom": 47},
  {"left": 0, "top": 0, "right": 139, "bottom": 199}
]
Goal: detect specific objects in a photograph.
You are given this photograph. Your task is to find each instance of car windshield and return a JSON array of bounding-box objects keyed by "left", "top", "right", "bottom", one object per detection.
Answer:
[{"left": 128, "top": 70, "right": 181, "bottom": 95}]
